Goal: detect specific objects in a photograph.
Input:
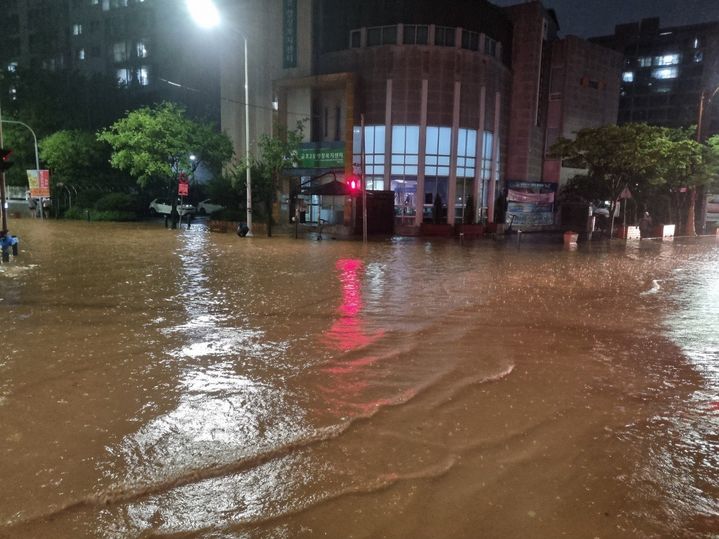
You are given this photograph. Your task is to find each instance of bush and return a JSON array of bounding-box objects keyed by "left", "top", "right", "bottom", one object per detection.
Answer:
[
  {"left": 94, "top": 192, "right": 137, "bottom": 213},
  {"left": 214, "top": 208, "right": 245, "bottom": 222},
  {"left": 63, "top": 206, "right": 136, "bottom": 221}
]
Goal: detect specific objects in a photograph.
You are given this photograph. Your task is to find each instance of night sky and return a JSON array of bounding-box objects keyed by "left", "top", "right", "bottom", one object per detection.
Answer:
[{"left": 490, "top": 0, "right": 719, "bottom": 37}]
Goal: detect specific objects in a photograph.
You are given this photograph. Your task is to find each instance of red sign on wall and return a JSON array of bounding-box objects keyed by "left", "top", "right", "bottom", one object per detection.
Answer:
[{"left": 178, "top": 172, "right": 189, "bottom": 196}]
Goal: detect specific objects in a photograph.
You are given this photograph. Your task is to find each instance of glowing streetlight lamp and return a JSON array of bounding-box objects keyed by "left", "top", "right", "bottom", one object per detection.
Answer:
[{"left": 186, "top": 0, "right": 253, "bottom": 236}]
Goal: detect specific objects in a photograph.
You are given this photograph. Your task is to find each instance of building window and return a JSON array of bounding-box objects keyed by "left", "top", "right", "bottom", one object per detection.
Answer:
[
  {"left": 116, "top": 68, "right": 130, "bottom": 85},
  {"left": 424, "top": 126, "right": 451, "bottom": 221},
  {"left": 113, "top": 42, "right": 127, "bottom": 62},
  {"left": 350, "top": 29, "right": 361, "bottom": 48},
  {"left": 694, "top": 51, "right": 703, "bottom": 63},
  {"left": 622, "top": 71, "right": 634, "bottom": 82},
  {"left": 694, "top": 37, "right": 700, "bottom": 48},
  {"left": 78, "top": 48, "right": 86, "bottom": 60},
  {"left": 455, "top": 129, "right": 477, "bottom": 178},
  {"left": 391, "top": 126, "right": 420, "bottom": 176},
  {"left": 652, "top": 67, "right": 678, "bottom": 79},
  {"left": 136, "top": 66, "right": 149, "bottom": 86},
  {"left": 7, "top": 62, "right": 18, "bottom": 72},
  {"left": 352, "top": 125, "right": 386, "bottom": 177},
  {"left": 72, "top": 23, "right": 83, "bottom": 35},
  {"left": 461, "top": 30, "right": 480, "bottom": 51},
  {"left": 334, "top": 106, "right": 341, "bottom": 142},
  {"left": 638, "top": 56, "right": 652, "bottom": 67},
  {"left": 403, "top": 24, "right": 428, "bottom": 45},
  {"left": 484, "top": 36, "right": 497, "bottom": 57},
  {"left": 455, "top": 129, "right": 477, "bottom": 224},
  {"left": 654, "top": 54, "right": 680, "bottom": 66},
  {"left": 367, "top": 25, "right": 397, "bottom": 47},
  {"left": 102, "top": 0, "right": 110, "bottom": 11},
  {"left": 136, "top": 40, "right": 148, "bottom": 58},
  {"left": 435, "top": 26, "right": 455, "bottom": 47}
]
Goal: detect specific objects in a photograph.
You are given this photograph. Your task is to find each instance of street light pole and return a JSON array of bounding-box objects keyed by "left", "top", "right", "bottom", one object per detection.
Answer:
[
  {"left": 243, "top": 34, "right": 253, "bottom": 236},
  {"left": 187, "top": 0, "right": 252, "bottom": 236},
  {"left": 1, "top": 119, "right": 40, "bottom": 171}
]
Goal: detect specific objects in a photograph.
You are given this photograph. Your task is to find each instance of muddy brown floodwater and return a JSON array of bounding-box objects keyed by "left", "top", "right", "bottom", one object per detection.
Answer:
[{"left": 0, "top": 219, "right": 717, "bottom": 538}]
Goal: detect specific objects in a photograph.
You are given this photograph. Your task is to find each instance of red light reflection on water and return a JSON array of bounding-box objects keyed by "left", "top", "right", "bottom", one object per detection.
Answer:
[
  {"left": 322, "top": 259, "right": 383, "bottom": 352},
  {"left": 319, "top": 259, "right": 387, "bottom": 415}
]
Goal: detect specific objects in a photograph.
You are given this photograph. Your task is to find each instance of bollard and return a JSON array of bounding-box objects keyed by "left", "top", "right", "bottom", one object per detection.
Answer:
[
  {"left": 517, "top": 229, "right": 522, "bottom": 248},
  {"left": 459, "top": 232, "right": 464, "bottom": 246},
  {"left": 563, "top": 230, "right": 579, "bottom": 248},
  {"left": 12, "top": 237, "right": 18, "bottom": 257}
]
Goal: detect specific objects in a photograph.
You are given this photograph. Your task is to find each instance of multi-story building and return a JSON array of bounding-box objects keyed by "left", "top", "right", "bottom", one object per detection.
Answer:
[
  {"left": 218, "top": 0, "right": 621, "bottom": 232},
  {"left": 592, "top": 17, "right": 719, "bottom": 133},
  {"left": 0, "top": 0, "right": 221, "bottom": 119}
]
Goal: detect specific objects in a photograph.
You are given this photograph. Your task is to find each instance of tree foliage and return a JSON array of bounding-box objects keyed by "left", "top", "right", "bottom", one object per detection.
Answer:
[
  {"left": 39, "top": 130, "right": 130, "bottom": 191},
  {"left": 551, "top": 123, "right": 719, "bottom": 234},
  {"left": 248, "top": 121, "right": 305, "bottom": 235},
  {"left": 98, "top": 102, "right": 233, "bottom": 193}
]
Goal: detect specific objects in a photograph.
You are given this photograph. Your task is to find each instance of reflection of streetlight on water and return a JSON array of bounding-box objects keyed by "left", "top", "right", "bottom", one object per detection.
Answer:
[{"left": 186, "top": 0, "right": 253, "bottom": 236}]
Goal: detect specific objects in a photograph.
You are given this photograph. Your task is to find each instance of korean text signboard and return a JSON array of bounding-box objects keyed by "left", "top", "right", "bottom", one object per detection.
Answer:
[{"left": 297, "top": 145, "right": 344, "bottom": 169}]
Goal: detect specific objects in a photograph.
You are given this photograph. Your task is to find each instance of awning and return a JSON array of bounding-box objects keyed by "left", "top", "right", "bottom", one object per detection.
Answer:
[{"left": 308, "top": 179, "right": 347, "bottom": 196}]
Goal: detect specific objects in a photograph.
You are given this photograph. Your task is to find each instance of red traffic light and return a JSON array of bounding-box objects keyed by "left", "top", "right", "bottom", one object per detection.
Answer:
[
  {"left": 346, "top": 175, "right": 361, "bottom": 196},
  {"left": 0, "top": 148, "right": 13, "bottom": 172}
]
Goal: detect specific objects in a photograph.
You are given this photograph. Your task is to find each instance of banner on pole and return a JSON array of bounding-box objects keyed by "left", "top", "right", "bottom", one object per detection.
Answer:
[{"left": 27, "top": 169, "right": 50, "bottom": 198}]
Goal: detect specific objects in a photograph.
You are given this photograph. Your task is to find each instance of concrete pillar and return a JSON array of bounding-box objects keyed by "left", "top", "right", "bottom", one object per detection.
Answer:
[
  {"left": 448, "top": 80, "right": 461, "bottom": 225},
  {"left": 415, "top": 79, "right": 429, "bottom": 227},
  {"left": 474, "top": 85, "right": 486, "bottom": 221},
  {"left": 488, "top": 91, "right": 501, "bottom": 224},
  {"left": 383, "top": 78, "right": 393, "bottom": 190}
]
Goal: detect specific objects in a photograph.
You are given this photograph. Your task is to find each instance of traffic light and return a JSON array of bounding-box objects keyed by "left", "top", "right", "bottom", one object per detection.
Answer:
[
  {"left": 346, "top": 174, "right": 361, "bottom": 197},
  {"left": 0, "top": 148, "right": 13, "bottom": 172}
]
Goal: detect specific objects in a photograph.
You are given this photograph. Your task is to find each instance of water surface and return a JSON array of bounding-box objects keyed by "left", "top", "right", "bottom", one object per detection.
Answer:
[{"left": 0, "top": 220, "right": 717, "bottom": 538}]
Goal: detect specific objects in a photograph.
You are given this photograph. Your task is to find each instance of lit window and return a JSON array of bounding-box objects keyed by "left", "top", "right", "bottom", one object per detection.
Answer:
[
  {"left": 622, "top": 71, "right": 634, "bottom": 82},
  {"left": 7, "top": 62, "right": 17, "bottom": 72},
  {"left": 694, "top": 51, "right": 703, "bottom": 63},
  {"left": 136, "top": 41, "right": 148, "bottom": 58},
  {"left": 654, "top": 54, "right": 680, "bottom": 66},
  {"left": 136, "top": 67, "right": 149, "bottom": 86},
  {"left": 102, "top": 0, "right": 110, "bottom": 10},
  {"left": 72, "top": 23, "right": 82, "bottom": 35},
  {"left": 639, "top": 56, "right": 652, "bottom": 67},
  {"left": 116, "top": 68, "right": 130, "bottom": 85},
  {"left": 694, "top": 37, "right": 700, "bottom": 49},
  {"left": 652, "top": 67, "right": 678, "bottom": 79},
  {"left": 78, "top": 48, "right": 85, "bottom": 60}
]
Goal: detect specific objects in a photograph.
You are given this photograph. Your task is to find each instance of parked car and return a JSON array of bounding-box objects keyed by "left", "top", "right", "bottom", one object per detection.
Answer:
[
  {"left": 149, "top": 198, "right": 195, "bottom": 216},
  {"left": 197, "top": 199, "right": 225, "bottom": 215}
]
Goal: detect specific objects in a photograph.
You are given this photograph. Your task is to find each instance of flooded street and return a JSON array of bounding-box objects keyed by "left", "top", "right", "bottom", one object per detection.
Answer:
[{"left": 0, "top": 219, "right": 717, "bottom": 538}]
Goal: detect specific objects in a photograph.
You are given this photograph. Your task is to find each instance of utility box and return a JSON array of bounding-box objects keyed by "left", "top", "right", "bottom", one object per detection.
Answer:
[{"left": 348, "top": 191, "right": 395, "bottom": 236}]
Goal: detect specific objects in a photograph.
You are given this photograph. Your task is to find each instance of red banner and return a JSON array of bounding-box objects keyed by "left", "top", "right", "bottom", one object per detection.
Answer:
[{"left": 178, "top": 172, "right": 189, "bottom": 196}]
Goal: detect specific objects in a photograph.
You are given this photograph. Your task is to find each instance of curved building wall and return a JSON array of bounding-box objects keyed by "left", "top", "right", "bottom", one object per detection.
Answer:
[{"left": 315, "top": 34, "right": 511, "bottom": 226}]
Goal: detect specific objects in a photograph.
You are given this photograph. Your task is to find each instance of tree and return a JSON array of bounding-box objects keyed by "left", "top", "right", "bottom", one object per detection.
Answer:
[
  {"left": 250, "top": 121, "right": 304, "bottom": 237},
  {"left": 551, "top": 124, "right": 671, "bottom": 237},
  {"left": 40, "top": 130, "right": 130, "bottom": 193},
  {"left": 98, "top": 102, "right": 233, "bottom": 225}
]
